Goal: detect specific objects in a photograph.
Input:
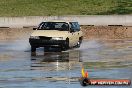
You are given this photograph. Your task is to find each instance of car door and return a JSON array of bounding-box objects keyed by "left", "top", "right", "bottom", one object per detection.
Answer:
[
  {"left": 73, "top": 22, "right": 81, "bottom": 45},
  {"left": 69, "top": 22, "right": 80, "bottom": 46},
  {"left": 68, "top": 23, "right": 75, "bottom": 47}
]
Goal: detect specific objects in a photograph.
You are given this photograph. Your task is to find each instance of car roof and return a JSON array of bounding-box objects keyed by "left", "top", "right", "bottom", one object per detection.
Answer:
[{"left": 42, "top": 20, "right": 78, "bottom": 23}]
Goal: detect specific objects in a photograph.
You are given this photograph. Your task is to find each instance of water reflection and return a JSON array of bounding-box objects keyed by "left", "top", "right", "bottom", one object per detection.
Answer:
[
  {"left": 0, "top": 28, "right": 132, "bottom": 88},
  {"left": 29, "top": 50, "right": 82, "bottom": 83},
  {"left": 31, "top": 50, "right": 82, "bottom": 71}
]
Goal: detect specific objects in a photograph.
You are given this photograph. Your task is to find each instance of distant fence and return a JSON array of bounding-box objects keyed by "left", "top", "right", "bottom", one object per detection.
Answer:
[{"left": 0, "top": 15, "right": 132, "bottom": 28}]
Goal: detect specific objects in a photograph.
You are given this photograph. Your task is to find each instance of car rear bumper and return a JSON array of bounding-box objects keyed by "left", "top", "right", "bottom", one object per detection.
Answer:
[{"left": 29, "top": 38, "right": 66, "bottom": 47}]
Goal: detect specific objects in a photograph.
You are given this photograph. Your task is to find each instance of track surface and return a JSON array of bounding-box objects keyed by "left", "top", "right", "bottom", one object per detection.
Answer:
[{"left": 0, "top": 28, "right": 132, "bottom": 88}]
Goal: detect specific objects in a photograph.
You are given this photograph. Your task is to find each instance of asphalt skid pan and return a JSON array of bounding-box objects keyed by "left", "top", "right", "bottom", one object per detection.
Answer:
[{"left": 0, "top": 28, "right": 132, "bottom": 88}]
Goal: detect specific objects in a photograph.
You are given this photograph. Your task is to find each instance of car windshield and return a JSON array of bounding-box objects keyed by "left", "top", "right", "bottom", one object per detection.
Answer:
[{"left": 38, "top": 22, "right": 69, "bottom": 31}]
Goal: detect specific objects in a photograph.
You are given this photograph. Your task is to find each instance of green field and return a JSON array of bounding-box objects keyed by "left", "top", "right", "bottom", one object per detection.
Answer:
[{"left": 0, "top": 0, "right": 132, "bottom": 16}]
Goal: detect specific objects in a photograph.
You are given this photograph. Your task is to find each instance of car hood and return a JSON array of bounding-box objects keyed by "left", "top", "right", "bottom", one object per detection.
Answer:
[{"left": 31, "top": 30, "right": 69, "bottom": 37}]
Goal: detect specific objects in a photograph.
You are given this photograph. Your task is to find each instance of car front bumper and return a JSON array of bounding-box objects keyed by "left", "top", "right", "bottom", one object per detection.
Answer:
[{"left": 29, "top": 38, "right": 66, "bottom": 47}]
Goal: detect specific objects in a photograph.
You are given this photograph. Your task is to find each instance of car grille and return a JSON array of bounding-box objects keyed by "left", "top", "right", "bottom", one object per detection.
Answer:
[{"left": 39, "top": 36, "right": 52, "bottom": 40}]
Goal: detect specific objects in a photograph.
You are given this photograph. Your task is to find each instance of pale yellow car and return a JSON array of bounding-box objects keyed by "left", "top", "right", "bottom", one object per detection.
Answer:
[{"left": 29, "top": 20, "right": 83, "bottom": 52}]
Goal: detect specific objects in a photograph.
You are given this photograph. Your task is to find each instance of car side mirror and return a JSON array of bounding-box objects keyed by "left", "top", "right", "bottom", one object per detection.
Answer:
[{"left": 33, "top": 28, "right": 37, "bottom": 30}]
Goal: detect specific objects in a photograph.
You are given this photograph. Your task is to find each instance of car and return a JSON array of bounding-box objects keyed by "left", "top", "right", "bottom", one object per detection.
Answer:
[{"left": 29, "top": 20, "right": 83, "bottom": 52}]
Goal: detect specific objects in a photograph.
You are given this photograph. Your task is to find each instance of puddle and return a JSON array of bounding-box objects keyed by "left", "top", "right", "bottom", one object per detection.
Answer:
[{"left": 0, "top": 28, "right": 132, "bottom": 88}]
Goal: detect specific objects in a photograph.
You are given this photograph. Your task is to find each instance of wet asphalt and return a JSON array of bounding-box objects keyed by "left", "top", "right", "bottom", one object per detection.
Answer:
[{"left": 0, "top": 38, "right": 132, "bottom": 88}]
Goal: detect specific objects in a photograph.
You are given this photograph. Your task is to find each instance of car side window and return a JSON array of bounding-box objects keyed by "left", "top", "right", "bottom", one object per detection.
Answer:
[
  {"left": 38, "top": 22, "right": 44, "bottom": 29},
  {"left": 70, "top": 22, "right": 80, "bottom": 32}
]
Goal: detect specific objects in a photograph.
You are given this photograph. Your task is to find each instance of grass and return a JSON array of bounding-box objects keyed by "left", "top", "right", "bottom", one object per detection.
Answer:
[{"left": 0, "top": 0, "right": 132, "bottom": 16}]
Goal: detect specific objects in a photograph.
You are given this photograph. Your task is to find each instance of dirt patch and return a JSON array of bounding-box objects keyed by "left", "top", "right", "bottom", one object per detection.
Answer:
[
  {"left": 81, "top": 26, "right": 132, "bottom": 39},
  {"left": 0, "top": 26, "right": 132, "bottom": 40},
  {"left": 0, "top": 28, "right": 33, "bottom": 40}
]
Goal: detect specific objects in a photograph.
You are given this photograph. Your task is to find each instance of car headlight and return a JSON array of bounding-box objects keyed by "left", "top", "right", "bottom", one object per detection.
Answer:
[
  {"left": 30, "top": 36, "right": 40, "bottom": 39},
  {"left": 51, "top": 37, "right": 63, "bottom": 40}
]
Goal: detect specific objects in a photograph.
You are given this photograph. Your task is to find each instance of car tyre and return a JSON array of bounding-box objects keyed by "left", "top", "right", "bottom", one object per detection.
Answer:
[
  {"left": 76, "top": 38, "right": 82, "bottom": 48},
  {"left": 31, "top": 46, "right": 36, "bottom": 52},
  {"left": 44, "top": 47, "right": 50, "bottom": 52},
  {"left": 61, "top": 39, "right": 69, "bottom": 51}
]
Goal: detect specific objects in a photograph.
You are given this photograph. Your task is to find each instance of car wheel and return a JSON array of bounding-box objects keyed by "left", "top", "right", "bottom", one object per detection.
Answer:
[
  {"left": 44, "top": 47, "right": 50, "bottom": 52},
  {"left": 61, "top": 39, "right": 69, "bottom": 51},
  {"left": 31, "top": 46, "right": 36, "bottom": 52},
  {"left": 76, "top": 38, "right": 82, "bottom": 48}
]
